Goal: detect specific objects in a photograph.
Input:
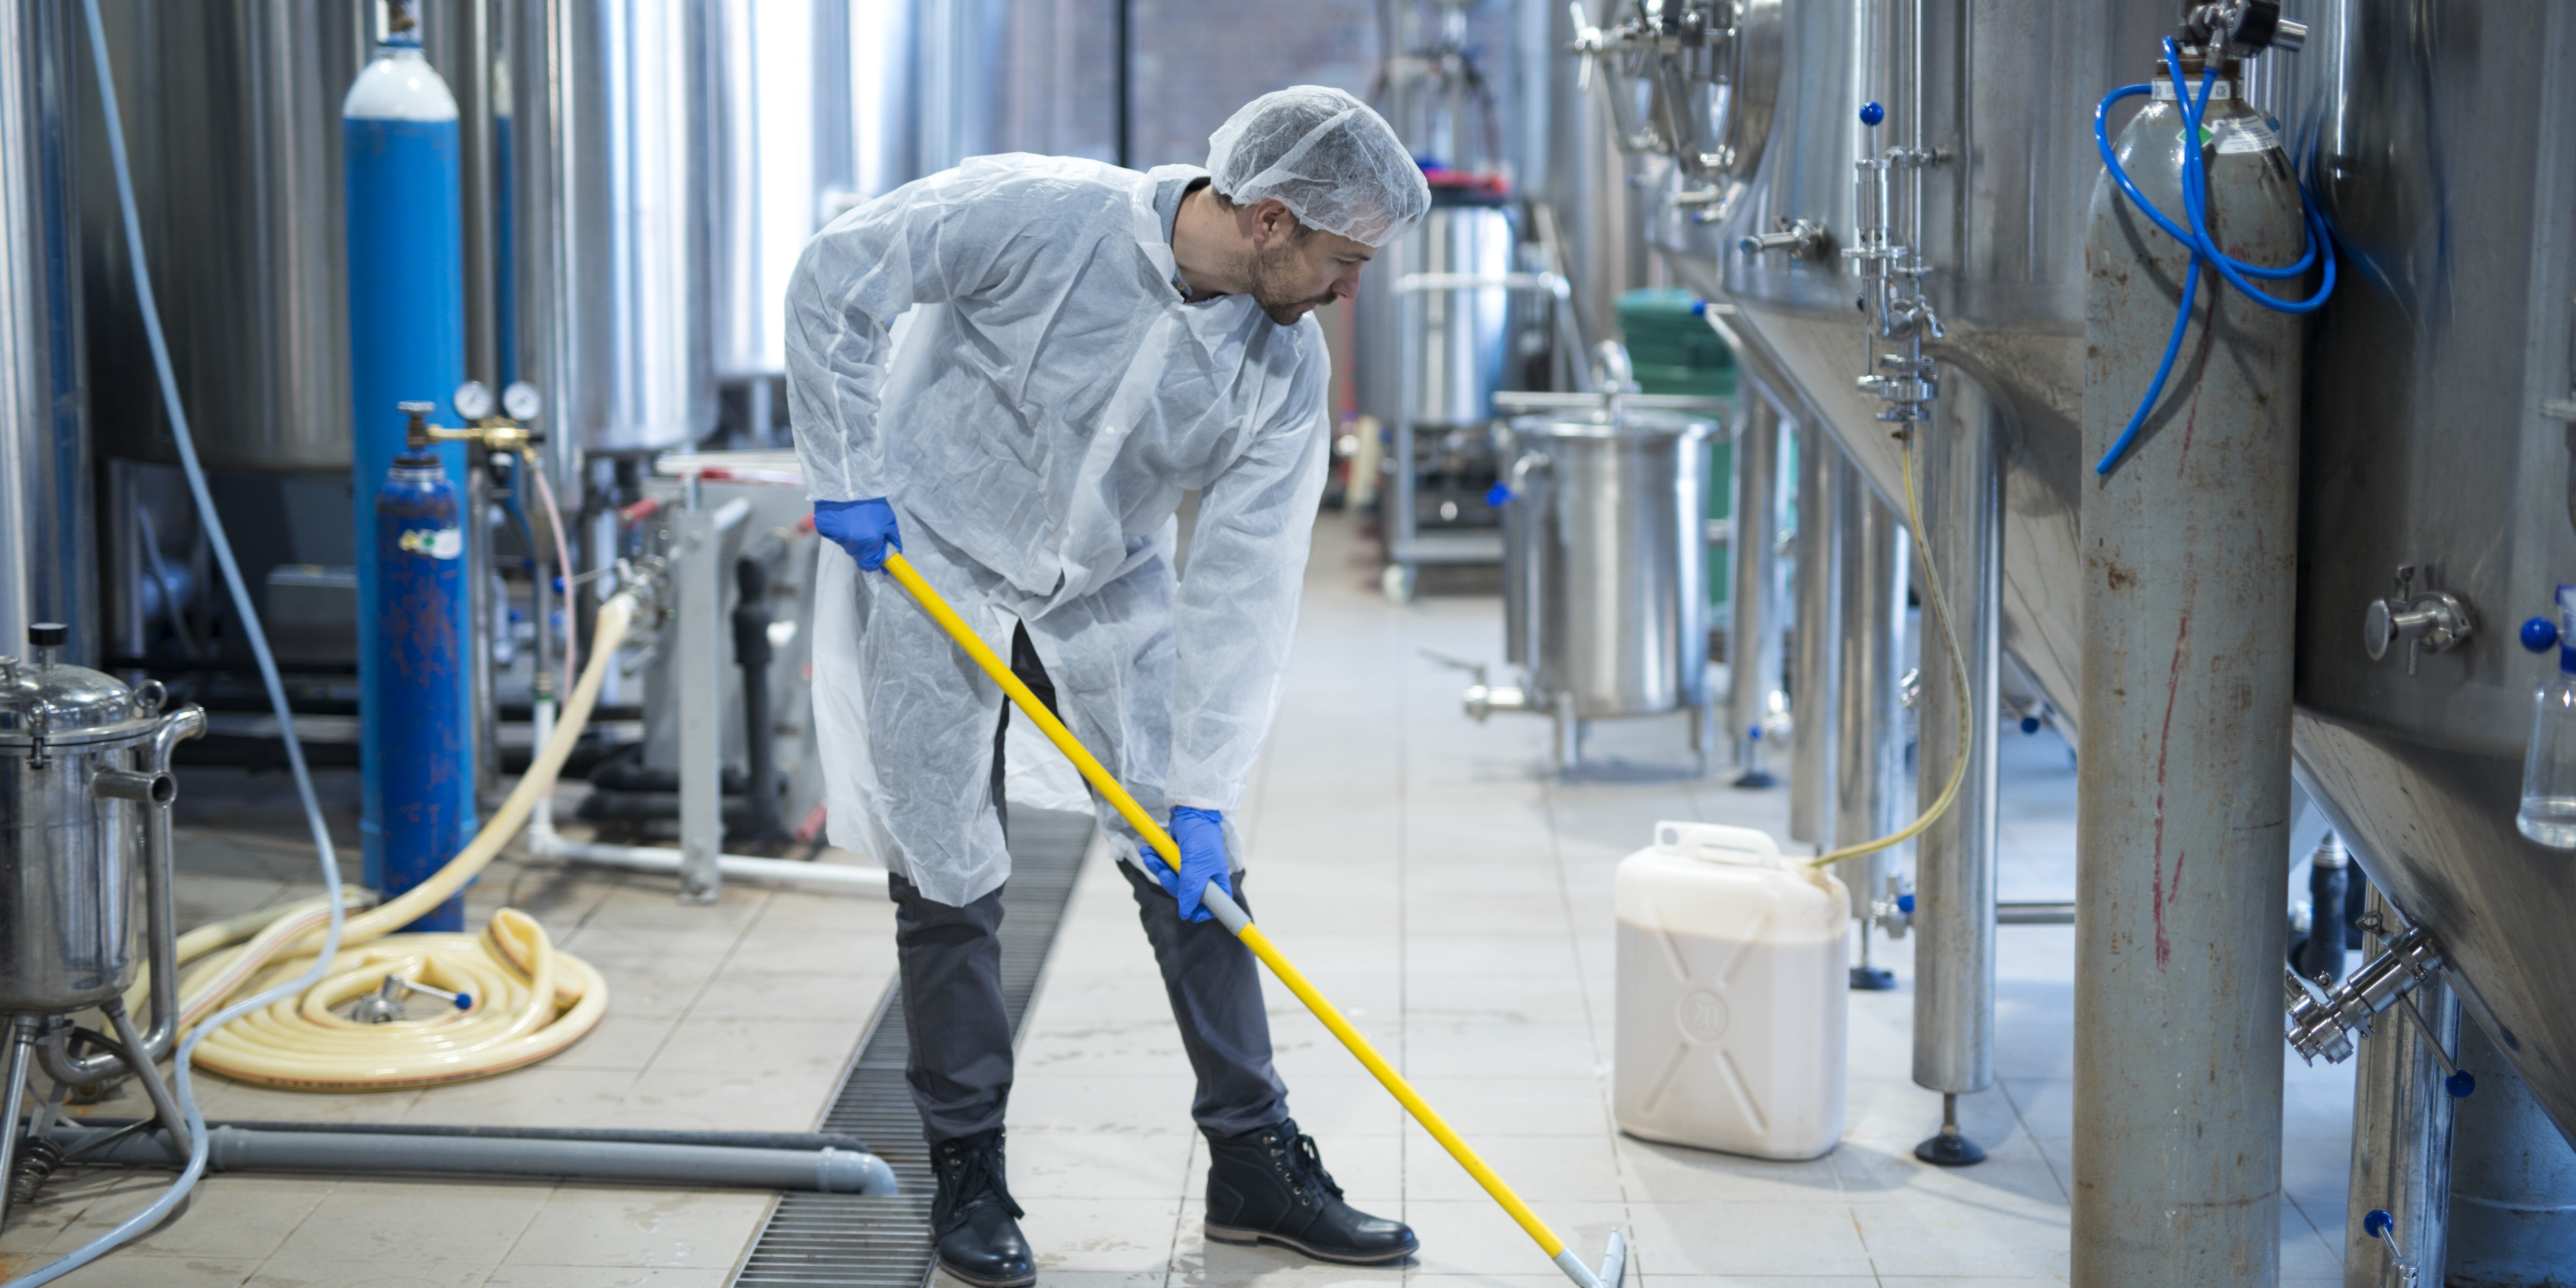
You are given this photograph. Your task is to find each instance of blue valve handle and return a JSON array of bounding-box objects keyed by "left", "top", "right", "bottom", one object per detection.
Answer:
[
  {"left": 2364, "top": 1209, "right": 2395, "bottom": 1240},
  {"left": 1860, "top": 101, "right": 1885, "bottom": 127},
  {"left": 2523, "top": 617, "right": 2559, "bottom": 652},
  {"left": 1485, "top": 483, "right": 1513, "bottom": 506},
  {"left": 2446, "top": 1069, "right": 2477, "bottom": 1099},
  {"left": 1896, "top": 892, "right": 1916, "bottom": 914}
]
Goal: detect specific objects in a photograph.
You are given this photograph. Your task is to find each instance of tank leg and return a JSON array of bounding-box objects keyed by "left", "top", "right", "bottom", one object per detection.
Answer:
[
  {"left": 1553, "top": 692, "right": 1580, "bottom": 775},
  {"left": 1915, "top": 1092, "right": 1988, "bottom": 1167},
  {"left": 0, "top": 1017, "right": 35, "bottom": 1230},
  {"left": 104, "top": 1001, "right": 190, "bottom": 1161},
  {"left": 1381, "top": 563, "right": 1416, "bottom": 604},
  {"left": 1850, "top": 918, "right": 1895, "bottom": 991}
]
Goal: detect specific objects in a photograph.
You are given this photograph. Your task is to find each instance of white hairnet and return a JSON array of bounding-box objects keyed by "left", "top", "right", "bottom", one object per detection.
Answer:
[{"left": 1204, "top": 87, "right": 1430, "bottom": 247}]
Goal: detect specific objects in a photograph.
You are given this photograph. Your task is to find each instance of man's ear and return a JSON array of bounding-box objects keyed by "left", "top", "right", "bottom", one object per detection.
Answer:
[{"left": 1252, "top": 198, "right": 1297, "bottom": 248}]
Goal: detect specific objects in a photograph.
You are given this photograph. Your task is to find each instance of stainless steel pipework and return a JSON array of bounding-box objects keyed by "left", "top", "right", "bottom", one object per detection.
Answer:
[
  {"left": 1727, "top": 386, "right": 1785, "bottom": 788},
  {"left": 36, "top": 702, "right": 203, "bottom": 1087},
  {"left": 2288, "top": 916, "right": 2446, "bottom": 1066},
  {"left": 2340, "top": 891, "right": 2459, "bottom": 1288},
  {"left": 1910, "top": 384, "right": 2002, "bottom": 1164},
  {"left": 1830, "top": 460, "right": 1903, "bottom": 991},
  {"left": 1788, "top": 419, "right": 1839, "bottom": 847}
]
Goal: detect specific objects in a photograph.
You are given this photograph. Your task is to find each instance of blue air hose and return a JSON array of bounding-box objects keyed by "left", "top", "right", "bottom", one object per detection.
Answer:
[
  {"left": 2091, "top": 36, "right": 2338, "bottom": 475},
  {"left": 5, "top": 6, "right": 354, "bottom": 1283}
]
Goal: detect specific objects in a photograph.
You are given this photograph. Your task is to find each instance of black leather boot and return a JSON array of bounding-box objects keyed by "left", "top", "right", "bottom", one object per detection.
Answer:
[
  {"left": 930, "top": 1128, "right": 1035, "bottom": 1288},
  {"left": 1204, "top": 1118, "right": 1417, "bottom": 1264}
]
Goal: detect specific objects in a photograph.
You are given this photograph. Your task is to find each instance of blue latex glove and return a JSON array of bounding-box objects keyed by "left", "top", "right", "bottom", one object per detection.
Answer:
[
  {"left": 813, "top": 498, "right": 902, "bottom": 571},
  {"left": 1159, "top": 807, "right": 1234, "bottom": 923}
]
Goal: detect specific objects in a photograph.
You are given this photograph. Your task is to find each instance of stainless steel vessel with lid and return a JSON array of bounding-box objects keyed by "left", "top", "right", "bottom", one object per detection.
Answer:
[
  {"left": 1472, "top": 392, "right": 1720, "bottom": 773},
  {"left": 0, "top": 622, "right": 204, "bottom": 1227}
]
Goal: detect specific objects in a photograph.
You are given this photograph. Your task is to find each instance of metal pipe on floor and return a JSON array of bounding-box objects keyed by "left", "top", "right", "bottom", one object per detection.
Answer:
[
  {"left": 1727, "top": 385, "right": 1785, "bottom": 788},
  {"left": 1789, "top": 419, "right": 1840, "bottom": 848},
  {"left": 41, "top": 1118, "right": 875, "bottom": 1156},
  {"left": 1910, "top": 387, "right": 2001, "bottom": 1164},
  {"left": 2341, "top": 888, "right": 2459, "bottom": 1288},
  {"left": 48, "top": 1124, "right": 900, "bottom": 1195},
  {"left": 1832, "top": 458, "right": 1904, "bottom": 990},
  {"left": 535, "top": 834, "right": 886, "bottom": 891}
]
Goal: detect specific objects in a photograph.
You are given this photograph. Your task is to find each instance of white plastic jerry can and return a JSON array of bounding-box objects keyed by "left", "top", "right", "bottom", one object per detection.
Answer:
[{"left": 1612, "top": 820, "right": 1849, "bottom": 1160}]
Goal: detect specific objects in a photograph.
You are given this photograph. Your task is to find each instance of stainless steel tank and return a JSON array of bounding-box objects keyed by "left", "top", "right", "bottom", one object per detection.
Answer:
[
  {"left": 1587, "top": 0, "right": 2576, "bottom": 1164},
  {"left": 0, "top": 645, "right": 162, "bottom": 1011},
  {"left": 511, "top": 0, "right": 718, "bottom": 468},
  {"left": 1492, "top": 399, "right": 1715, "bottom": 769},
  {"left": 2283, "top": 0, "right": 2576, "bottom": 1148},
  {"left": 1402, "top": 202, "right": 1517, "bottom": 428},
  {"left": 1, "top": 0, "right": 96, "bottom": 663},
  {"left": 0, "top": 624, "right": 203, "bottom": 1229},
  {"left": 1585, "top": 0, "right": 2172, "bottom": 729},
  {"left": 707, "top": 0, "right": 858, "bottom": 386},
  {"left": 77, "top": 0, "right": 364, "bottom": 472}
]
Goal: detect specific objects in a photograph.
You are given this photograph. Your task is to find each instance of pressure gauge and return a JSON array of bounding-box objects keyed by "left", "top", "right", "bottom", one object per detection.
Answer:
[
  {"left": 452, "top": 380, "right": 495, "bottom": 421},
  {"left": 501, "top": 381, "right": 542, "bottom": 422}
]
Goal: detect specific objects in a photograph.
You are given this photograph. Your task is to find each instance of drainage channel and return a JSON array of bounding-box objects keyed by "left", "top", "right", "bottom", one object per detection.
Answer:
[{"left": 732, "top": 808, "right": 1093, "bottom": 1288}]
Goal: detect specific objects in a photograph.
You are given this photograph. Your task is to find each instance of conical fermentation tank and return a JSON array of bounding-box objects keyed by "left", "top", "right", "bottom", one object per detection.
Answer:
[
  {"left": 2280, "top": 0, "right": 2576, "bottom": 1147},
  {"left": 1594, "top": 0, "right": 2576, "bottom": 1152},
  {"left": 77, "top": 0, "right": 365, "bottom": 473},
  {"left": 510, "top": 0, "right": 718, "bottom": 470}
]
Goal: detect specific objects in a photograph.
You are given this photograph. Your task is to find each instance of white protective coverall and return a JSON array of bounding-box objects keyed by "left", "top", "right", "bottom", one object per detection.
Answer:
[{"left": 788, "top": 154, "right": 1330, "bottom": 906}]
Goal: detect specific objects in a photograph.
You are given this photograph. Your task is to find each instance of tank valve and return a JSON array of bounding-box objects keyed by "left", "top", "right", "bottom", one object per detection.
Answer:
[
  {"left": 2362, "top": 565, "right": 2472, "bottom": 675},
  {"left": 2284, "top": 915, "right": 2444, "bottom": 1064},
  {"left": 1738, "top": 219, "right": 1830, "bottom": 260},
  {"left": 2361, "top": 1210, "right": 2422, "bottom": 1288},
  {"left": 1870, "top": 880, "right": 1914, "bottom": 940}
]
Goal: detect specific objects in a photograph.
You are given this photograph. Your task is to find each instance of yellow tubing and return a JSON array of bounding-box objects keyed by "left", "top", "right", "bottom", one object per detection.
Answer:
[
  {"left": 1802, "top": 429, "right": 1975, "bottom": 870},
  {"left": 167, "top": 590, "right": 643, "bottom": 1089},
  {"left": 880, "top": 552, "right": 1576, "bottom": 1263}
]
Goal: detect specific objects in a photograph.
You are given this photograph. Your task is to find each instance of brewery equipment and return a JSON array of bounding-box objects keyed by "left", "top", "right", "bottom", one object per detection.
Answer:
[
  {"left": 0, "top": 623, "right": 203, "bottom": 1227},
  {"left": 1452, "top": 391, "right": 1721, "bottom": 773}
]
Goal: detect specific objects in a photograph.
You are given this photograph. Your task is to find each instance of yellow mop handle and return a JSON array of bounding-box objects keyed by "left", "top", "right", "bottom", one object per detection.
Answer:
[{"left": 879, "top": 551, "right": 1576, "bottom": 1262}]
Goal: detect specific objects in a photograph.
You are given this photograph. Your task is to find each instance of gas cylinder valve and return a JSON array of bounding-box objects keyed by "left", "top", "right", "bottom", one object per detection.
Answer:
[{"left": 2185, "top": 1, "right": 2307, "bottom": 55}]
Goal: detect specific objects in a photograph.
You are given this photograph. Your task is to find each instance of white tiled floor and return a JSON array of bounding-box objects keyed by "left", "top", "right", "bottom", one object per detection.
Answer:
[
  {"left": 5, "top": 509, "right": 2359, "bottom": 1286},
  {"left": 997, "top": 513, "right": 2360, "bottom": 1287}
]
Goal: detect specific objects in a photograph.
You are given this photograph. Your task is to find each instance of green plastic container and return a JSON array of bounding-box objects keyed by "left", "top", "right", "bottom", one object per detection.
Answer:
[{"left": 1617, "top": 288, "right": 1739, "bottom": 611}]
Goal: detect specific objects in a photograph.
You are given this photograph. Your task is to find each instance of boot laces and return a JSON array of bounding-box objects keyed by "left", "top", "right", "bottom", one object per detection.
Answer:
[
  {"left": 939, "top": 1137, "right": 1026, "bottom": 1221},
  {"left": 1273, "top": 1128, "right": 1344, "bottom": 1204}
]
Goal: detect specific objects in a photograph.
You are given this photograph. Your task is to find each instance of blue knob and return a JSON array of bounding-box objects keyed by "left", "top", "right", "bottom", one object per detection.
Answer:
[
  {"left": 1745, "top": 725, "right": 1763, "bottom": 742},
  {"left": 2019, "top": 715, "right": 2043, "bottom": 735},
  {"left": 2446, "top": 1070, "right": 2476, "bottom": 1099},
  {"left": 1896, "top": 892, "right": 1915, "bottom": 914},
  {"left": 2363, "top": 1210, "right": 2395, "bottom": 1241},
  {"left": 454, "top": 992, "right": 474, "bottom": 1010},
  {"left": 1860, "top": 101, "right": 1886, "bottom": 127},
  {"left": 1484, "top": 483, "right": 1513, "bottom": 507},
  {"left": 1689, "top": 299, "right": 1708, "bottom": 316},
  {"left": 2522, "top": 617, "right": 2559, "bottom": 652}
]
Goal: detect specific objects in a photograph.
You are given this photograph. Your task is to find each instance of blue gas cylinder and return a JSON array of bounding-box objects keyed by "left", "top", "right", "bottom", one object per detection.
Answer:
[
  {"left": 346, "top": 27, "right": 472, "bottom": 903},
  {"left": 374, "top": 453, "right": 471, "bottom": 932}
]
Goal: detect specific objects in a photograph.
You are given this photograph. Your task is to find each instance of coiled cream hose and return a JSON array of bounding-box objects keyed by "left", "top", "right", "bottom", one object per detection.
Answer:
[{"left": 139, "top": 590, "right": 642, "bottom": 1090}]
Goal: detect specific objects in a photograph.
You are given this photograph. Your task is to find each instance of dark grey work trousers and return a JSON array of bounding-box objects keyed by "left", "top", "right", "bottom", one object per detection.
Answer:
[{"left": 888, "top": 623, "right": 1290, "bottom": 1144}]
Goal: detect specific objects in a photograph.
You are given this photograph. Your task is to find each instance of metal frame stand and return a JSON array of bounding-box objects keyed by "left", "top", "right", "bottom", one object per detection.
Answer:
[
  {"left": 1728, "top": 386, "right": 1784, "bottom": 789},
  {"left": 1911, "top": 385, "right": 2002, "bottom": 1165}
]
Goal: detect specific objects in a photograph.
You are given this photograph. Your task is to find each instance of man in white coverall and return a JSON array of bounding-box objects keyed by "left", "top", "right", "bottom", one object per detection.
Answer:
[{"left": 787, "top": 88, "right": 1430, "bottom": 1284}]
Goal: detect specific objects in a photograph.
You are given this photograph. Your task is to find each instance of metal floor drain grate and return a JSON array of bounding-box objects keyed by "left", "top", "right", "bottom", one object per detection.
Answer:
[{"left": 731, "top": 810, "right": 1092, "bottom": 1288}]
